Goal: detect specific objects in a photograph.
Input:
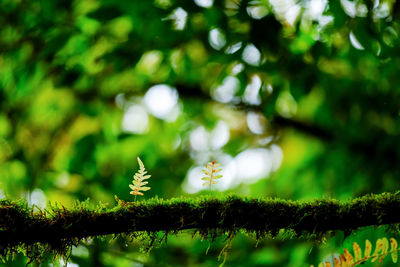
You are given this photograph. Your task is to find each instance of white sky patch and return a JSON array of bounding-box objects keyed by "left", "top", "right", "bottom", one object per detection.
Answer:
[
  {"left": 318, "top": 15, "right": 334, "bottom": 28},
  {"left": 356, "top": 4, "right": 368, "bottom": 17},
  {"left": 215, "top": 155, "right": 237, "bottom": 190},
  {"left": 270, "top": 144, "right": 283, "bottom": 171},
  {"left": 270, "top": 0, "right": 301, "bottom": 26},
  {"left": 341, "top": 0, "right": 356, "bottom": 17},
  {"left": 231, "top": 63, "right": 244, "bottom": 75},
  {"left": 349, "top": 31, "right": 365, "bottom": 50},
  {"left": 234, "top": 148, "right": 272, "bottom": 183},
  {"left": 183, "top": 166, "right": 203, "bottom": 193},
  {"left": 303, "top": 0, "right": 333, "bottom": 31},
  {"left": 307, "top": 0, "right": 327, "bottom": 19},
  {"left": 286, "top": 4, "right": 301, "bottom": 25},
  {"left": 170, "top": 8, "right": 187, "bottom": 30},
  {"left": 243, "top": 75, "right": 262, "bottom": 105},
  {"left": 373, "top": 0, "right": 379, "bottom": 9},
  {"left": 122, "top": 105, "right": 149, "bottom": 134},
  {"left": 28, "top": 188, "right": 47, "bottom": 209},
  {"left": 210, "top": 121, "right": 230, "bottom": 149},
  {"left": 194, "top": 0, "right": 213, "bottom": 8},
  {"left": 242, "top": 44, "right": 261, "bottom": 66},
  {"left": 212, "top": 76, "right": 240, "bottom": 103},
  {"left": 247, "top": 1, "right": 269, "bottom": 19},
  {"left": 373, "top": 2, "right": 390, "bottom": 20},
  {"left": 144, "top": 84, "right": 179, "bottom": 120},
  {"left": 190, "top": 126, "right": 209, "bottom": 151},
  {"left": 225, "top": 42, "right": 242, "bottom": 54},
  {"left": 209, "top": 28, "right": 227, "bottom": 50},
  {"left": 59, "top": 259, "right": 79, "bottom": 267},
  {"left": 190, "top": 121, "right": 230, "bottom": 151},
  {"left": 246, "top": 112, "right": 267, "bottom": 134}
]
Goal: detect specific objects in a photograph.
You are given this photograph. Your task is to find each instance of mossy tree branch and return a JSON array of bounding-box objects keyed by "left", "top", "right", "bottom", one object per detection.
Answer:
[{"left": 1, "top": 192, "right": 400, "bottom": 252}]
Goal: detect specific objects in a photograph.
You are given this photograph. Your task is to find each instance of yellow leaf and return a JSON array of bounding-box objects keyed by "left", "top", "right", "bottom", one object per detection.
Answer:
[
  {"left": 333, "top": 257, "right": 341, "bottom": 267},
  {"left": 313, "top": 237, "right": 399, "bottom": 267},
  {"left": 371, "top": 238, "right": 383, "bottom": 263},
  {"left": 202, "top": 170, "right": 210, "bottom": 175},
  {"left": 140, "top": 187, "right": 151, "bottom": 191},
  {"left": 364, "top": 239, "right": 372, "bottom": 259},
  {"left": 343, "top": 248, "right": 353, "bottom": 265},
  {"left": 142, "top": 174, "right": 151, "bottom": 180},
  {"left": 353, "top": 242, "right": 362, "bottom": 262},
  {"left": 340, "top": 254, "right": 350, "bottom": 267},
  {"left": 390, "top": 238, "right": 398, "bottom": 263},
  {"left": 379, "top": 237, "right": 389, "bottom": 263},
  {"left": 130, "top": 191, "right": 144, "bottom": 196}
]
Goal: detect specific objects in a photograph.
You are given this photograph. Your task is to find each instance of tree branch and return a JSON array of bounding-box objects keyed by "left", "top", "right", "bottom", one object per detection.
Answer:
[{"left": 1, "top": 192, "right": 400, "bottom": 251}]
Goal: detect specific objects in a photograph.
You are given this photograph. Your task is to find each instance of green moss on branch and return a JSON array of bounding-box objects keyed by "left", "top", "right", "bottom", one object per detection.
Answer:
[{"left": 1, "top": 192, "right": 400, "bottom": 261}]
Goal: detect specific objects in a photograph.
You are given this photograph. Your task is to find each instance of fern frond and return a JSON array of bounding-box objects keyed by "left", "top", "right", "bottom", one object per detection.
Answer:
[
  {"left": 129, "top": 157, "right": 151, "bottom": 201},
  {"left": 201, "top": 160, "right": 223, "bottom": 191},
  {"left": 390, "top": 237, "right": 398, "bottom": 263},
  {"left": 311, "top": 237, "right": 400, "bottom": 267}
]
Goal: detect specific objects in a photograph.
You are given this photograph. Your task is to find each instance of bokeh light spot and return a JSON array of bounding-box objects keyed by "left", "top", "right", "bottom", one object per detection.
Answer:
[
  {"left": 209, "top": 28, "right": 227, "bottom": 50},
  {"left": 144, "top": 85, "right": 179, "bottom": 120},
  {"left": 122, "top": 105, "right": 149, "bottom": 134},
  {"left": 242, "top": 44, "right": 261, "bottom": 66},
  {"left": 212, "top": 76, "right": 240, "bottom": 103},
  {"left": 194, "top": 0, "right": 213, "bottom": 8}
]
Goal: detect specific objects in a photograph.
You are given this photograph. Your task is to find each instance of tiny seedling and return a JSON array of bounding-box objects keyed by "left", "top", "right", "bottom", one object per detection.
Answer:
[
  {"left": 201, "top": 160, "right": 223, "bottom": 192},
  {"left": 129, "top": 157, "right": 151, "bottom": 201}
]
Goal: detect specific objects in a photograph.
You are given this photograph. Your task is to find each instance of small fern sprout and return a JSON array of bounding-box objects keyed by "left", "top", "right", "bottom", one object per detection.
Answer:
[
  {"left": 201, "top": 160, "right": 223, "bottom": 191},
  {"left": 129, "top": 157, "right": 151, "bottom": 201}
]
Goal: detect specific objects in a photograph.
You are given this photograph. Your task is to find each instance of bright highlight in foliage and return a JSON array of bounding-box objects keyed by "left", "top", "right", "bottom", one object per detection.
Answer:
[
  {"left": 129, "top": 157, "right": 151, "bottom": 201},
  {"left": 201, "top": 160, "right": 223, "bottom": 190}
]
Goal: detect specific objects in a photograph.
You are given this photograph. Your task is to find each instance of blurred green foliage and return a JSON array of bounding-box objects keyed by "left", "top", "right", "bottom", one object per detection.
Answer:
[{"left": 1, "top": 0, "right": 400, "bottom": 265}]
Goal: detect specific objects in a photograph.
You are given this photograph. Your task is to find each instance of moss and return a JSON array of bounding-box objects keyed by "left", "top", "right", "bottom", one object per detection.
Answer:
[{"left": 1, "top": 192, "right": 400, "bottom": 263}]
